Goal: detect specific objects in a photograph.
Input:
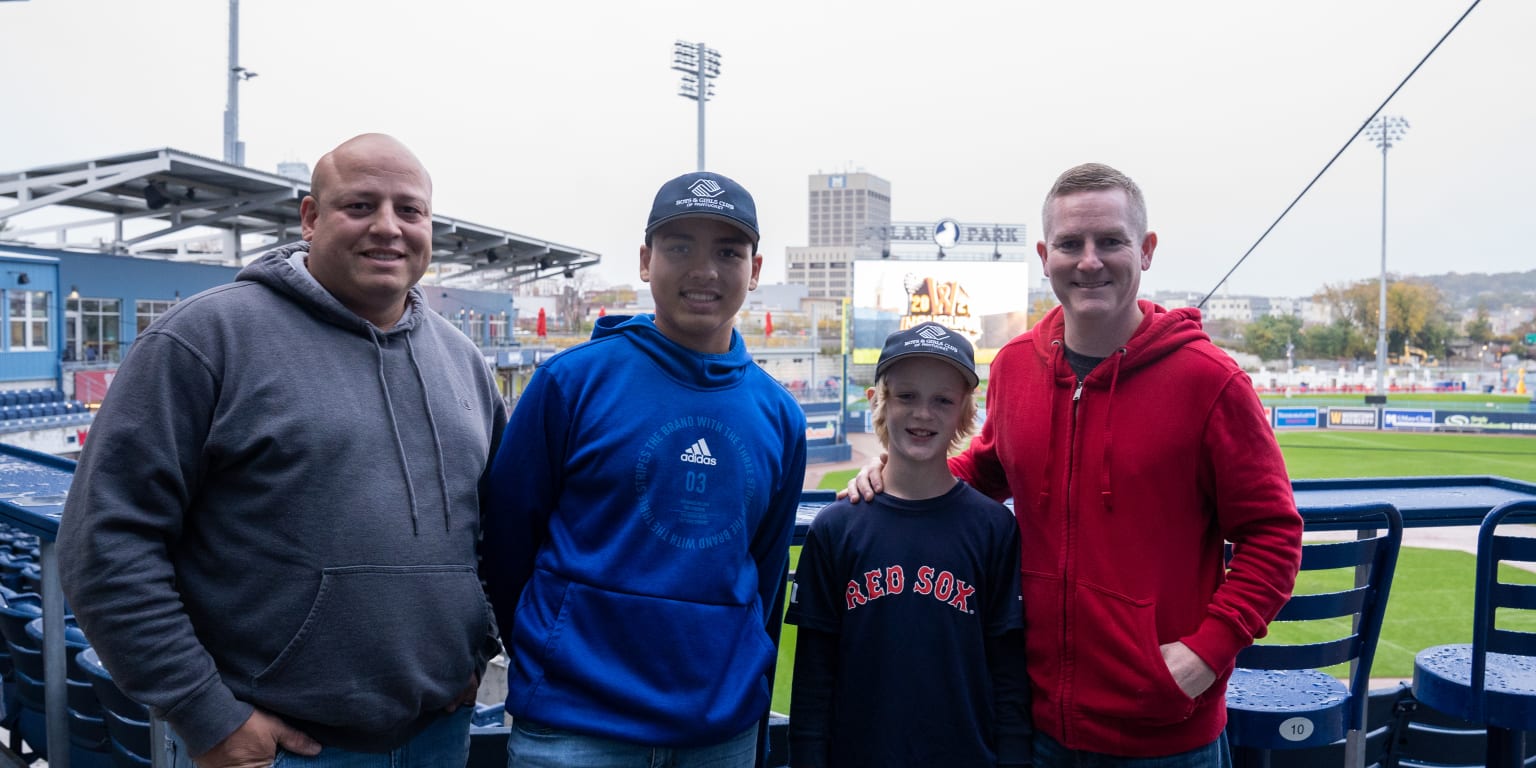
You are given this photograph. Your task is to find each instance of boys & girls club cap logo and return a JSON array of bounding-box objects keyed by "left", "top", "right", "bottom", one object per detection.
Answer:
[
  {"left": 688, "top": 179, "right": 725, "bottom": 198},
  {"left": 875, "top": 322, "right": 979, "bottom": 388},
  {"left": 916, "top": 325, "right": 949, "bottom": 342},
  {"left": 671, "top": 178, "right": 736, "bottom": 213},
  {"left": 646, "top": 171, "right": 760, "bottom": 241}
]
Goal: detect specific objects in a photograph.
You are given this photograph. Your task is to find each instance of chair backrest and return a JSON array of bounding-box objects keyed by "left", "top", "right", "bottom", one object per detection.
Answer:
[
  {"left": 1468, "top": 499, "right": 1536, "bottom": 712},
  {"left": 77, "top": 647, "right": 150, "bottom": 722},
  {"left": 0, "top": 592, "right": 44, "bottom": 649},
  {"left": 1234, "top": 502, "right": 1402, "bottom": 731}
]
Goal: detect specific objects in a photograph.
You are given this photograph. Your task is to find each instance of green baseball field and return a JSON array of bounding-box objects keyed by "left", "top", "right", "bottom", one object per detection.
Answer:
[{"left": 772, "top": 392, "right": 1536, "bottom": 712}]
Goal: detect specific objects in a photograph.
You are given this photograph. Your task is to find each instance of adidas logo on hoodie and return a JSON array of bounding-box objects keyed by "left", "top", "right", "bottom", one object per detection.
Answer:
[{"left": 680, "top": 438, "right": 718, "bottom": 466}]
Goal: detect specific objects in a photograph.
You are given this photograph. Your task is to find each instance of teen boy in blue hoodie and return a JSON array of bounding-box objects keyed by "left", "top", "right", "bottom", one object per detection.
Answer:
[{"left": 482, "top": 171, "right": 808, "bottom": 768}]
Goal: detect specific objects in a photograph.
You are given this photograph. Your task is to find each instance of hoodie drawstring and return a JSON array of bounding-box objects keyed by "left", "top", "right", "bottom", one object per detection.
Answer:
[
  {"left": 1098, "top": 349, "right": 1127, "bottom": 514},
  {"left": 405, "top": 333, "right": 456, "bottom": 532},
  {"left": 1037, "top": 340, "right": 1064, "bottom": 519},
  {"left": 372, "top": 329, "right": 423, "bottom": 534}
]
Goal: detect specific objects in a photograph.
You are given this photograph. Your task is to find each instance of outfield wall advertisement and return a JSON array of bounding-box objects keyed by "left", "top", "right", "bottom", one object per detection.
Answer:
[
  {"left": 1268, "top": 405, "right": 1536, "bottom": 435},
  {"left": 1326, "top": 407, "right": 1379, "bottom": 430},
  {"left": 1382, "top": 409, "right": 1435, "bottom": 430},
  {"left": 1434, "top": 410, "right": 1536, "bottom": 433},
  {"left": 1274, "top": 407, "right": 1320, "bottom": 428}
]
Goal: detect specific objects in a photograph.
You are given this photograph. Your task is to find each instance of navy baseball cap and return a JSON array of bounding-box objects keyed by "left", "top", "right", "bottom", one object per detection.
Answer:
[
  {"left": 875, "top": 322, "right": 979, "bottom": 388},
  {"left": 645, "top": 172, "right": 759, "bottom": 245}
]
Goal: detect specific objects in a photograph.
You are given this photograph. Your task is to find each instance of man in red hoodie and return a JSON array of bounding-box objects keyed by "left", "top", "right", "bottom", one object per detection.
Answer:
[{"left": 852, "top": 163, "right": 1302, "bottom": 765}]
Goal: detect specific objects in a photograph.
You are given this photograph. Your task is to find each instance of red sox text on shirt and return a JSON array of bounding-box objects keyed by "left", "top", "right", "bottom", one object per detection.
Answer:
[{"left": 844, "top": 564, "right": 975, "bottom": 614}]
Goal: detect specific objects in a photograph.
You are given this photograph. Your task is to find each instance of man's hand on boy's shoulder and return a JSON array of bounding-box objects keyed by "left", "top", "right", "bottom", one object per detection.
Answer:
[{"left": 837, "top": 453, "right": 888, "bottom": 503}]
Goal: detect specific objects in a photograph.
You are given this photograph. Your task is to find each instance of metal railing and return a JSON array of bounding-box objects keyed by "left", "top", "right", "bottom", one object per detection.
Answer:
[{"left": 4, "top": 441, "right": 1535, "bottom": 768}]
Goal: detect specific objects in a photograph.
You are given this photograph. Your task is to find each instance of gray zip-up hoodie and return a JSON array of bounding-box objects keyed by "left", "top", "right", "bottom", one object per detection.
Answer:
[{"left": 58, "top": 243, "right": 508, "bottom": 755}]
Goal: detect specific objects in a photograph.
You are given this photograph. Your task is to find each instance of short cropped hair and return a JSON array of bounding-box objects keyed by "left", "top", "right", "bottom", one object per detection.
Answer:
[
  {"left": 1042, "top": 162, "right": 1148, "bottom": 240},
  {"left": 869, "top": 376, "right": 979, "bottom": 455}
]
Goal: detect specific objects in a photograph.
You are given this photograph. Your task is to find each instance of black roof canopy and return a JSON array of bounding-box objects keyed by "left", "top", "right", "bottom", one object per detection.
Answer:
[{"left": 0, "top": 147, "right": 599, "bottom": 285}]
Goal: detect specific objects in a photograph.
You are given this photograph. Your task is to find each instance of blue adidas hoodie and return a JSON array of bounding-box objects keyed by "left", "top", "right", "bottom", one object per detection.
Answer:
[{"left": 482, "top": 314, "right": 807, "bottom": 746}]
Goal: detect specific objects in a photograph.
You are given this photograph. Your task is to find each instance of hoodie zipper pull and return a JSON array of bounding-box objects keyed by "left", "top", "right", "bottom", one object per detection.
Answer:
[{"left": 1073, "top": 381, "right": 1084, "bottom": 401}]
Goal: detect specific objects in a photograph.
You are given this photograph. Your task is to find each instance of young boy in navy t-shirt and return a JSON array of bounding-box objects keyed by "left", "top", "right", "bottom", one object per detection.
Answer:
[{"left": 787, "top": 322, "right": 1031, "bottom": 768}]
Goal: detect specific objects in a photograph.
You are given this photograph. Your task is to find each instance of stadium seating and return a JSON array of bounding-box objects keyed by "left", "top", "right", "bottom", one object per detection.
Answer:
[
  {"left": 0, "top": 589, "right": 42, "bottom": 761},
  {"left": 1225, "top": 502, "right": 1402, "bottom": 768},
  {"left": 1, "top": 595, "right": 48, "bottom": 760},
  {"left": 0, "top": 388, "right": 90, "bottom": 429},
  {"left": 26, "top": 617, "right": 115, "bottom": 767},
  {"left": 77, "top": 646, "right": 152, "bottom": 767},
  {"left": 1413, "top": 498, "right": 1536, "bottom": 768}
]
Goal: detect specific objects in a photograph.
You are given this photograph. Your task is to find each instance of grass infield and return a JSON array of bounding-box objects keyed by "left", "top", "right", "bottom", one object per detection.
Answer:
[{"left": 772, "top": 427, "right": 1536, "bottom": 712}]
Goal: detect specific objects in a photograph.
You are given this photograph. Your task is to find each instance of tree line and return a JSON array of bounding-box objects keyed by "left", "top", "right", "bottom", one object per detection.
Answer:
[{"left": 1237, "top": 277, "right": 1534, "bottom": 364}]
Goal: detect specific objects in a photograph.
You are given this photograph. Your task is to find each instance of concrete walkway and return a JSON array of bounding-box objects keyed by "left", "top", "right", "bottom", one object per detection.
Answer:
[{"left": 802, "top": 431, "right": 881, "bottom": 492}]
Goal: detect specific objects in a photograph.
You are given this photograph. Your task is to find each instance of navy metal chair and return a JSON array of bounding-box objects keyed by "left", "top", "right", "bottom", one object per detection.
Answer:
[
  {"left": 26, "top": 618, "right": 116, "bottom": 768},
  {"left": 1413, "top": 498, "right": 1536, "bottom": 768},
  {"left": 3, "top": 606, "right": 49, "bottom": 760},
  {"left": 77, "top": 646, "right": 153, "bottom": 767},
  {"left": 468, "top": 702, "right": 510, "bottom": 768},
  {"left": 1226, "top": 502, "right": 1402, "bottom": 768}
]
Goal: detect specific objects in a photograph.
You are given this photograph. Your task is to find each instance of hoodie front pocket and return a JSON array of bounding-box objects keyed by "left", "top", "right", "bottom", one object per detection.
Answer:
[
  {"left": 1069, "top": 580, "right": 1198, "bottom": 726},
  {"left": 253, "top": 564, "right": 488, "bottom": 732},
  {"left": 513, "top": 573, "right": 775, "bottom": 736}
]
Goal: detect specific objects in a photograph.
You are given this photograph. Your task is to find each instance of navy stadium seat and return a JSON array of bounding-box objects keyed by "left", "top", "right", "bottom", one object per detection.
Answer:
[
  {"left": 78, "top": 647, "right": 153, "bottom": 765},
  {"left": 0, "top": 592, "right": 43, "bottom": 654},
  {"left": 468, "top": 702, "right": 510, "bottom": 768},
  {"left": 21, "top": 620, "right": 114, "bottom": 768},
  {"left": 1226, "top": 503, "right": 1402, "bottom": 767},
  {"left": 470, "top": 702, "right": 505, "bottom": 728},
  {"left": 19, "top": 563, "right": 41, "bottom": 596},
  {"left": 3, "top": 610, "right": 47, "bottom": 760},
  {"left": 1413, "top": 499, "right": 1536, "bottom": 768}
]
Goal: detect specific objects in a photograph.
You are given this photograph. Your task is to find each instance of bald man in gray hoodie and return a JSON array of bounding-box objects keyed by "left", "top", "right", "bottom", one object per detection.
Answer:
[{"left": 59, "top": 134, "right": 507, "bottom": 768}]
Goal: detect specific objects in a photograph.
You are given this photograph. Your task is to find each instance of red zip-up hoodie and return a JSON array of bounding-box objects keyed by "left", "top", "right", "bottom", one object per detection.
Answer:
[{"left": 951, "top": 301, "right": 1302, "bottom": 757}]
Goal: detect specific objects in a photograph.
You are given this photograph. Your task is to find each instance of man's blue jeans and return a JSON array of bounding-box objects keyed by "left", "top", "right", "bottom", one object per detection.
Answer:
[
  {"left": 505, "top": 718, "right": 756, "bottom": 768},
  {"left": 1033, "top": 730, "right": 1232, "bottom": 768},
  {"left": 169, "top": 706, "right": 474, "bottom": 768}
]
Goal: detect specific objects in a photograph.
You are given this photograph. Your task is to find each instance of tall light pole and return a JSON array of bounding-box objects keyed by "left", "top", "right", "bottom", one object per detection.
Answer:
[
  {"left": 1364, "top": 115, "right": 1408, "bottom": 396},
  {"left": 671, "top": 41, "right": 720, "bottom": 171},
  {"left": 223, "top": 0, "right": 257, "bottom": 165}
]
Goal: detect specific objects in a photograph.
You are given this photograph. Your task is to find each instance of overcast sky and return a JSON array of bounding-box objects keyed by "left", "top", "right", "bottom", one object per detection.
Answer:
[{"left": 2, "top": 1, "right": 1531, "bottom": 302}]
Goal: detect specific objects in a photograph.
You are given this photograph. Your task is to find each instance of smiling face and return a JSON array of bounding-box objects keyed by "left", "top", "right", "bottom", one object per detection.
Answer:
[
  {"left": 639, "top": 217, "right": 762, "bottom": 354},
  {"left": 870, "top": 356, "right": 976, "bottom": 468},
  {"left": 1038, "top": 187, "right": 1156, "bottom": 353},
  {"left": 300, "top": 134, "right": 433, "bottom": 329}
]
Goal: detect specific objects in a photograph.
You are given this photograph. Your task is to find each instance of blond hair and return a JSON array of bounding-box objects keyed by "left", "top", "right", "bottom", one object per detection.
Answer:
[{"left": 869, "top": 376, "right": 978, "bottom": 454}]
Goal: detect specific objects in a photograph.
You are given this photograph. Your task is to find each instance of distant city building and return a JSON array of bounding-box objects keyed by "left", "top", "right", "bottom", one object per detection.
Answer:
[
  {"left": 746, "top": 282, "right": 810, "bottom": 311},
  {"left": 785, "top": 172, "right": 891, "bottom": 299},
  {"left": 1156, "top": 291, "right": 1326, "bottom": 326}
]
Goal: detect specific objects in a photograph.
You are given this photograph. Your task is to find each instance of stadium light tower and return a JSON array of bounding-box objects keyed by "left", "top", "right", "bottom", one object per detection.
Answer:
[
  {"left": 1364, "top": 115, "right": 1409, "bottom": 397},
  {"left": 671, "top": 41, "right": 721, "bottom": 171},
  {"left": 223, "top": 0, "right": 257, "bottom": 165}
]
